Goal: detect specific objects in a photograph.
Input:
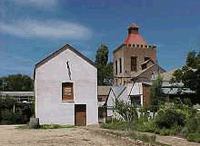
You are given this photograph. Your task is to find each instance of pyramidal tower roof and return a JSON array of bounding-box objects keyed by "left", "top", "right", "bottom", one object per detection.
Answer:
[{"left": 123, "top": 23, "right": 146, "bottom": 44}]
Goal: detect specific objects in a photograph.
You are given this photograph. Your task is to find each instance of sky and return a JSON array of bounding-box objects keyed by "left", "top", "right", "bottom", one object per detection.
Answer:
[{"left": 0, "top": 0, "right": 200, "bottom": 78}]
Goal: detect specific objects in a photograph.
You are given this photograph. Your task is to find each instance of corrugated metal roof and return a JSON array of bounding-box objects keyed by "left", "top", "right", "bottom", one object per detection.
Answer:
[{"left": 0, "top": 91, "right": 34, "bottom": 97}]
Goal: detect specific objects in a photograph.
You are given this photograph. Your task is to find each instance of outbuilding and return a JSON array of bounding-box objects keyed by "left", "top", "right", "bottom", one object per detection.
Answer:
[{"left": 34, "top": 44, "right": 98, "bottom": 126}]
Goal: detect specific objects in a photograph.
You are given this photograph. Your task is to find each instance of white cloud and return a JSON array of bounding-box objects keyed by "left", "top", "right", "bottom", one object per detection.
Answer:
[
  {"left": 0, "top": 20, "right": 92, "bottom": 39},
  {"left": 14, "top": 0, "right": 57, "bottom": 7}
]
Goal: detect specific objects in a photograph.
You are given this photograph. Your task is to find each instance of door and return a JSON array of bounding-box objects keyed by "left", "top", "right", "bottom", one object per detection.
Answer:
[{"left": 75, "top": 104, "right": 86, "bottom": 126}]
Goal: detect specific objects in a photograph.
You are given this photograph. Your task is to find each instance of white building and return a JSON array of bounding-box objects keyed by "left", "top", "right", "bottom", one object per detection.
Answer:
[
  {"left": 105, "top": 82, "right": 144, "bottom": 118},
  {"left": 34, "top": 44, "right": 98, "bottom": 126}
]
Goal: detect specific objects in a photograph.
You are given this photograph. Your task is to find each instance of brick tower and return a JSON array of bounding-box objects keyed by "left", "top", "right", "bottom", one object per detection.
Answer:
[{"left": 113, "top": 23, "right": 165, "bottom": 86}]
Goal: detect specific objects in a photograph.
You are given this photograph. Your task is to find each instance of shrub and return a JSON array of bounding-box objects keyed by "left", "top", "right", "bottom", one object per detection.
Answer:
[
  {"left": 113, "top": 100, "right": 138, "bottom": 122},
  {"left": 186, "top": 114, "right": 200, "bottom": 134},
  {"left": 186, "top": 133, "right": 200, "bottom": 143},
  {"left": 1, "top": 109, "right": 23, "bottom": 124},
  {"left": 137, "top": 119, "right": 157, "bottom": 133},
  {"left": 155, "top": 108, "right": 185, "bottom": 129}
]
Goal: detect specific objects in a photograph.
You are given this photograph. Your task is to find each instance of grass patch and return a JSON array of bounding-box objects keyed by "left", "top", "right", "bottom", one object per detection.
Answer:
[
  {"left": 100, "top": 121, "right": 137, "bottom": 131},
  {"left": 40, "top": 124, "right": 74, "bottom": 129},
  {"left": 17, "top": 124, "right": 75, "bottom": 130}
]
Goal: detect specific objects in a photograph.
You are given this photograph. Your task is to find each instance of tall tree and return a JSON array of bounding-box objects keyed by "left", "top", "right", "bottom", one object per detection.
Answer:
[
  {"left": 95, "top": 44, "right": 114, "bottom": 86},
  {"left": 171, "top": 51, "right": 200, "bottom": 103},
  {"left": 149, "top": 74, "right": 165, "bottom": 112},
  {"left": 0, "top": 74, "right": 33, "bottom": 91}
]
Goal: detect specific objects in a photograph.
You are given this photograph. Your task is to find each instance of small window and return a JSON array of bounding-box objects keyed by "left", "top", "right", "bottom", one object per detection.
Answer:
[
  {"left": 142, "top": 64, "right": 147, "bottom": 70},
  {"left": 119, "top": 58, "right": 122, "bottom": 73},
  {"left": 145, "top": 57, "right": 150, "bottom": 61},
  {"left": 62, "top": 82, "right": 73, "bottom": 101},
  {"left": 115, "top": 60, "right": 118, "bottom": 75},
  {"left": 130, "top": 96, "right": 141, "bottom": 106},
  {"left": 131, "top": 57, "right": 137, "bottom": 71}
]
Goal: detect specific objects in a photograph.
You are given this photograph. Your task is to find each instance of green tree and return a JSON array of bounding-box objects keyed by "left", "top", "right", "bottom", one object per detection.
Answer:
[
  {"left": 171, "top": 51, "right": 200, "bottom": 103},
  {"left": 149, "top": 74, "right": 165, "bottom": 113},
  {"left": 95, "top": 44, "right": 114, "bottom": 86},
  {"left": 0, "top": 74, "right": 33, "bottom": 91}
]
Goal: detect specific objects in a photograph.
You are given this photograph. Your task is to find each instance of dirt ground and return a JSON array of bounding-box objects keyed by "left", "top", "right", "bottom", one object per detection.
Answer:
[
  {"left": 0, "top": 125, "right": 134, "bottom": 146},
  {"left": 0, "top": 125, "right": 200, "bottom": 146}
]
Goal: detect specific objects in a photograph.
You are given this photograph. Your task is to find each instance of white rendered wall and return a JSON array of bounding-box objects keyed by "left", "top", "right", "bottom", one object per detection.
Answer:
[{"left": 35, "top": 49, "right": 98, "bottom": 125}]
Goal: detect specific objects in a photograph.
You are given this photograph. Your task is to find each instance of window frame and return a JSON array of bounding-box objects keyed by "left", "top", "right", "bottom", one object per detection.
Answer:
[
  {"left": 131, "top": 56, "right": 137, "bottom": 71},
  {"left": 115, "top": 60, "right": 118, "bottom": 75},
  {"left": 119, "top": 58, "right": 122, "bottom": 73},
  {"left": 62, "top": 82, "right": 74, "bottom": 102},
  {"left": 144, "top": 57, "right": 150, "bottom": 61}
]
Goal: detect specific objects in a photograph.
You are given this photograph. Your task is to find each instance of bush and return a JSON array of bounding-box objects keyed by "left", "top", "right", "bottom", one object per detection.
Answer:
[
  {"left": 137, "top": 119, "right": 157, "bottom": 133},
  {"left": 186, "top": 133, "right": 200, "bottom": 143},
  {"left": 1, "top": 109, "right": 23, "bottom": 124},
  {"left": 185, "top": 114, "right": 200, "bottom": 135},
  {"left": 154, "top": 102, "right": 196, "bottom": 129},
  {"left": 113, "top": 100, "right": 138, "bottom": 122}
]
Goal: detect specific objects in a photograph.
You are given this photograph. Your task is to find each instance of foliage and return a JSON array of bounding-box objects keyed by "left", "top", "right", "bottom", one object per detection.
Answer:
[
  {"left": 0, "top": 97, "right": 35, "bottom": 124},
  {"left": 171, "top": 51, "right": 200, "bottom": 101},
  {"left": 186, "top": 133, "right": 200, "bottom": 142},
  {"left": 113, "top": 100, "right": 138, "bottom": 122},
  {"left": 0, "top": 97, "right": 16, "bottom": 109},
  {"left": 39, "top": 124, "right": 75, "bottom": 129},
  {"left": 0, "top": 74, "right": 33, "bottom": 91},
  {"left": 185, "top": 114, "right": 200, "bottom": 135},
  {"left": 95, "top": 44, "right": 114, "bottom": 86},
  {"left": 102, "top": 99, "right": 200, "bottom": 143},
  {"left": 137, "top": 119, "right": 157, "bottom": 133},
  {"left": 149, "top": 74, "right": 166, "bottom": 113},
  {"left": 1, "top": 109, "right": 23, "bottom": 124},
  {"left": 155, "top": 102, "right": 196, "bottom": 130}
]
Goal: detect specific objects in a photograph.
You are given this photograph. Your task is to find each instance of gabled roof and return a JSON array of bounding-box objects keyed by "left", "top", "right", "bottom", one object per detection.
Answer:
[
  {"left": 113, "top": 44, "right": 126, "bottom": 53},
  {"left": 131, "top": 64, "right": 166, "bottom": 80},
  {"left": 33, "top": 44, "right": 96, "bottom": 79},
  {"left": 141, "top": 59, "right": 154, "bottom": 66}
]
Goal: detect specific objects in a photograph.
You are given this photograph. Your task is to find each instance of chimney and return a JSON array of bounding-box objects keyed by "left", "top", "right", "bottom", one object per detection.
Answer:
[{"left": 128, "top": 23, "right": 139, "bottom": 34}]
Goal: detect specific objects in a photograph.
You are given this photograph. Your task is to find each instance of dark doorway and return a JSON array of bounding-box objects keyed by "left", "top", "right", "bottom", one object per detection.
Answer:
[{"left": 75, "top": 104, "right": 86, "bottom": 126}]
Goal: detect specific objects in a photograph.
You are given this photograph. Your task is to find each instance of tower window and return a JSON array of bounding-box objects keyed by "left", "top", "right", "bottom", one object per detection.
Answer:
[
  {"left": 131, "top": 57, "right": 137, "bottom": 71},
  {"left": 115, "top": 60, "right": 118, "bottom": 75},
  {"left": 142, "top": 64, "right": 147, "bottom": 70},
  {"left": 119, "top": 58, "right": 122, "bottom": 73},
  {"left": 145, "top": 57, "right": 150, "bottom": 61}
]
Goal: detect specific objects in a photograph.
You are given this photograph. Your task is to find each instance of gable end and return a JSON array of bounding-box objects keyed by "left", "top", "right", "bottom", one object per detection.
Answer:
[{"left": 33, "top": 44, "right": 96, "bottom": 79}]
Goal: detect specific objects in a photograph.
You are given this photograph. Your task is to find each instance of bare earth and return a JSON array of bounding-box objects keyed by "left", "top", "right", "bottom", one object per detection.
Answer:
[
  {"left": 0, "top": 125, "right": 134, "bottom": 146},
  {"left": 0, "top": 125, "right": 200, "bottom": 146}
]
